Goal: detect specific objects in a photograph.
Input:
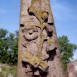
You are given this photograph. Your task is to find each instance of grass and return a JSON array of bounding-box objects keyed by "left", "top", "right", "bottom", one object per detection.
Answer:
[{"left": 0, "top": 64, "right": 17, "bottom": 77}]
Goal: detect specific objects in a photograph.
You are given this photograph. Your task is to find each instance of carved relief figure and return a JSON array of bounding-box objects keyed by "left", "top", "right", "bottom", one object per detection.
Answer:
[
  {"left": 20, "top": 0, "right": 57, "bottom": 76},
  {"left": 17, "top": 0, "right": 64, "bottom": 77}
]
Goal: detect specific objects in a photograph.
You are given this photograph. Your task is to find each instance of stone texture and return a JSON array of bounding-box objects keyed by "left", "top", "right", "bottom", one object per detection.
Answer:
[
  {"left": 67, "top": 59, "right": 77, "bottom": 77},
  {"left": 17, "top": 0, "right": 65, "bottom": 77}
]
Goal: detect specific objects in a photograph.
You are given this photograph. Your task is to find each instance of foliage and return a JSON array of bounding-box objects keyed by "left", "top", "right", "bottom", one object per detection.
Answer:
[
  {"left": 0, "top": 28, "right": 18, "bottom": 65},
  {"left": 58, "top": 35, "right": 77, "bottom": 71}
]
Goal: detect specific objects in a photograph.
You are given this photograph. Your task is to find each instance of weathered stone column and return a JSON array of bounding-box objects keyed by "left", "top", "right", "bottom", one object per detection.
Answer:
[{"left": 17, "top": 0, "right": 65, "bottom": 77}]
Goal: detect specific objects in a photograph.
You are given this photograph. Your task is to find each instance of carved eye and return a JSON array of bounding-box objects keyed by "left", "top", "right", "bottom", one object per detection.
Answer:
[
  {"left": 23, "top": 28, "right": 38, "bottom": 41},
  {"left": 28, "top": 8, "right": 34, "bottom": 15},
  {"left": 20, "top": 24, "right": 24, "bottom": 27},
  {"left": 29, "top": 33, "right": 32, "bottom": 35}
]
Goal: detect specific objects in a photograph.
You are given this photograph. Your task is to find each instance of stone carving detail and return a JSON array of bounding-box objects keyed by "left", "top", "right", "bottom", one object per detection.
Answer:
[
  {"left": 17, "top": 0, "right": 65, "bottom": 77},
  {"left": 28, "top": 0, "right": 49, "bottom": 24},
  {"left": 20, "top": 0, "right": 57, "bottom": 77},
  {"left": 22, "top": 26, "right": 38, "bottom": 41}
]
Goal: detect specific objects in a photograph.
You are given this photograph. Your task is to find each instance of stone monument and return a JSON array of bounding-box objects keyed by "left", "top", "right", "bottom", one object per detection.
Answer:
[
  {"left": 67, "top": 59, "right": 77, "bottom": 77},
  {"left": 17, "top": 0, "right": 65, "bottom": 77}
]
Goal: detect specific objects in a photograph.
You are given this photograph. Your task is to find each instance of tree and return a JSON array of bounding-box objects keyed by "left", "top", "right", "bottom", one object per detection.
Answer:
[
  {"left": 0, "top": 28, "right": 18, "bottom": 64},
  {"left": 6, "top": 32, "right": 18, "bottom": 64},
  {"left": 58, "top": 35, "right": 77, "bottom": 71},
  {"left": 0, "top": 28, "right": 8, "bottom": 63}
]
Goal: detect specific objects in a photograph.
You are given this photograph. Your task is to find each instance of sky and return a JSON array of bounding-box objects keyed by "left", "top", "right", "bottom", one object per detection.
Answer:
[{"left": 0, "top": 0, "right": 77, "bottom": 60}]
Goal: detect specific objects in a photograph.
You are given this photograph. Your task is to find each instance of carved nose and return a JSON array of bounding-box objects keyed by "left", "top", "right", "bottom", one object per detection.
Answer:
[
  {"left": 28, "top": 30, "right": 33, "bottom": 34},
  {"left": 48, "top": 14, "right": 54, "bottom": 24},
  {"left": 42, "top": 11, "right": 49, "bottom": 22}
]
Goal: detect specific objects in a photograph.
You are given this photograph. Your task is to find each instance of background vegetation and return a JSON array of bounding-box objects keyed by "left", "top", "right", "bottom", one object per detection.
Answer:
[{"left": 0, "top": 28, "right": 18, "bottom": 65}]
